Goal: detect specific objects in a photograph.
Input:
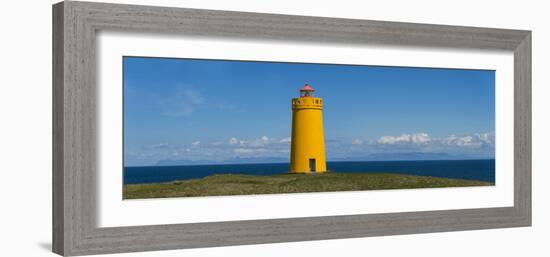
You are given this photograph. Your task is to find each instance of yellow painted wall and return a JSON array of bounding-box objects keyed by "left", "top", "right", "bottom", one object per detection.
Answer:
[{"left": 290, "top": 96, "right": 327, "bottom": 173}]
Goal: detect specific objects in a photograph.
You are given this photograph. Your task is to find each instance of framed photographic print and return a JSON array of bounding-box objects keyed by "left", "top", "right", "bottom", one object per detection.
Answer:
[{"left": 52, "top": 1, "right": 531, "bottom": 256}]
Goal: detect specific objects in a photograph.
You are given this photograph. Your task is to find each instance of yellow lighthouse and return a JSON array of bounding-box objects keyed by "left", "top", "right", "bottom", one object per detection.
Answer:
[{"left": 290, "top": 84, "right": 327, "bottom": 173}]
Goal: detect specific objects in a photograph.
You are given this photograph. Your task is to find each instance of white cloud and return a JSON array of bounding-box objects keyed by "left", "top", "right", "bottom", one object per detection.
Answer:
[
  {"left": 477, "top": 132, "right": 495, "bottom": 142},
  {"left": 378, "top": 134, "right": 408, "bottom": 144},
  {"left": 280, "top": 137, "right": 291, "bottom": 143},
  {"left": 378, "top": 133, "right": 431, "bottom": 145},
  {"left": 228, "top": 137, "right": 239, "bottom": 145},
  {"left": 377, "top": 132, "right": 493, "bottom": 150},
  {"left": 441, "top": 132, "right": 494, "bottom": 148},
  {"left": 352, "top": 139, "right": 364, "bottom": 145},
  {"left": 159, "top": 87, "right": 205, "bottom": 117},
  {"left": 248, "top": 139, "right": 264, "bottom": 147},
  {"left": 412, "top": 133, "right": 431, "bottom": 144},
  {"left": 226, "top": 136, "right": 292, "bottom": 156},
  {"left": 233, "top": 148, "right": 266, "bottom": 154},
  {"left": 151, "top": 143, "right": 168, "bottom": 149},
  {"left": 128, "top": 132, "right": 494, "bottom": 166},
  {"left": 246, "top": 136, "right": 276, "bottom": 147},
  {"left": 229, "top": 136, "right": 292, "bottom": 148}
]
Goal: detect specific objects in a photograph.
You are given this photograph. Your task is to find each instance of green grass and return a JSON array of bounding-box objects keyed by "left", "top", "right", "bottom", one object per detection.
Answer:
[{"left": 123, "top": 172, "right": 493, "bottom": 199}]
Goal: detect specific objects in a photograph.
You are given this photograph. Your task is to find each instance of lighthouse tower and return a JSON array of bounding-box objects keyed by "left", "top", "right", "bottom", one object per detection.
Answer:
[{"left": 290, "top": 84, "right": 327, "bottom": 173}]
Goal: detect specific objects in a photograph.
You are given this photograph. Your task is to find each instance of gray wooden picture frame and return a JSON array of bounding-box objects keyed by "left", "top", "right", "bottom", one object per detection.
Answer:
[{"left": 52, "top": 1, "right": 531, "bottom": 256}]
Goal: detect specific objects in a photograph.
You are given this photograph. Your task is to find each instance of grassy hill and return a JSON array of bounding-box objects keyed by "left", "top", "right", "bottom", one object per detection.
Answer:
[{"left": 123, "top": 172, "right": 493, "bottom": 199}]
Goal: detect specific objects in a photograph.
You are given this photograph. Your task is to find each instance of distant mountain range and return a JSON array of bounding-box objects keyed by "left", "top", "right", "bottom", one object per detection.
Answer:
[
  {"left": 156, "top": 157, "right": 289, "bottom": 166},
  {"left": 155, "top": 152, "right": 494, "bottom": 166}
]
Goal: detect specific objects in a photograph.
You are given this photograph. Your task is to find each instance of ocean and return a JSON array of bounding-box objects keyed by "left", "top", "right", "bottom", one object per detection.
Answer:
[{"left": 124, "top": 159, "right": 495, "bottom": 185}]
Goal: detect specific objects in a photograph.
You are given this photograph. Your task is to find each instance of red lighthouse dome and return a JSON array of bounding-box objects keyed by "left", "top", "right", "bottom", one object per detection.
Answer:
[{"left": 300, "top": 83, "right": 315, "bottom": 97}]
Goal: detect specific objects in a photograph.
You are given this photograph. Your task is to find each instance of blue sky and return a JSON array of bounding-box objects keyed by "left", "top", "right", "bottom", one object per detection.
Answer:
[{"left": 124, "top": 57, "right": 495, "bottom": 166}]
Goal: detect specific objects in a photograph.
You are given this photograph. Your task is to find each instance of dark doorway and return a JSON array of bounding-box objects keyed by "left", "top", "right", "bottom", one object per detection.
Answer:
[{"left": 309, "top": 158, "right": 316, "bottom": 172}]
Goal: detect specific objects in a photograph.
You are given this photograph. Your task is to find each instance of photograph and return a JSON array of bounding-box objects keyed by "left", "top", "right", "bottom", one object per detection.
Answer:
[
  {"left": 41, "top": 1, "right": 535, "bottom": 256},
  {"left": 122, "top": 57, "right": 496, "bottom": 199}
]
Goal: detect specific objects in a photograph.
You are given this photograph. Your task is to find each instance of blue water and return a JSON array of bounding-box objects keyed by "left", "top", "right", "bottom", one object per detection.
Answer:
[{"left": 124, "top": 159, "right": 495, "bottom": 184}]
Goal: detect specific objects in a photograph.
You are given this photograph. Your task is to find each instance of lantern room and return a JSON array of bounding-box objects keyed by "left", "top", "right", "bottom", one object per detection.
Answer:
[{"left": 300, "top": 84, "right": 315, "bottom": 97}]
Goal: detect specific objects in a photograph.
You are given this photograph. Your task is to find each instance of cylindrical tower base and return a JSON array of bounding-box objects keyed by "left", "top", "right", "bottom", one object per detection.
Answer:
[{"left": 290, "top": 96, "right": 327, "bottom": 173}]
